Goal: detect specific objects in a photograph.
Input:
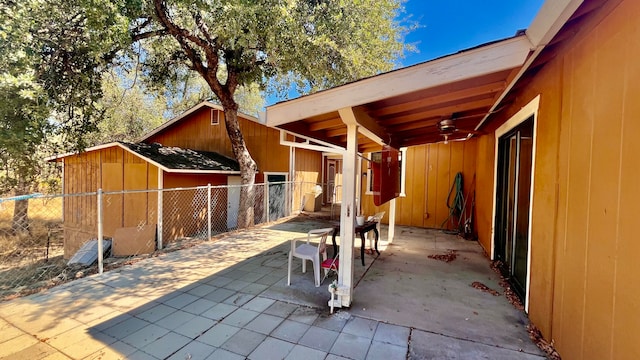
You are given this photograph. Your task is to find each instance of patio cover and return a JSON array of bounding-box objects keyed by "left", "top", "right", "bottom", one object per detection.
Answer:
[{"left": 263, "top": 0, "right": 583, "bottom": 308}]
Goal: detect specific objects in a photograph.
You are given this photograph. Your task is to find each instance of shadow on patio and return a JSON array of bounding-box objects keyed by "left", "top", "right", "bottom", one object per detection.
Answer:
[{"left": 0, "top": 215, "right": 545, "bottom": 359}]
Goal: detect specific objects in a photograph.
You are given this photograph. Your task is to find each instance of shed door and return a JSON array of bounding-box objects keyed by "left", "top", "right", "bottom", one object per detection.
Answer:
[
  {"left": 267, "top": 174, "right": 287, "bottom": 221},
  {"left": 227, "top": 176, "right": 241, "bottom": 229},
  {"left": 494, "top": 116, "right": 534, "bottom": 301}
]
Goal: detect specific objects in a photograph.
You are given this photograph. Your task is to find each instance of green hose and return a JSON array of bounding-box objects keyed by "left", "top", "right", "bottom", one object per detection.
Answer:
[{"left": 441, "top": 172, "right": 464, "bottom": 232}]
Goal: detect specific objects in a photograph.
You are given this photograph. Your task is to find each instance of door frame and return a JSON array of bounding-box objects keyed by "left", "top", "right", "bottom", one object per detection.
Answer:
[{"left": 490, "top": 95, "right": 540, "bottom": 313}]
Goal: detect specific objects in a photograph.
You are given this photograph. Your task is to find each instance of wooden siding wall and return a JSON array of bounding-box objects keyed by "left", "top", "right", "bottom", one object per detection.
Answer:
[
  {"left": 361, "top": 140, "right": 477, "bottom": 228},
  {"left": 146, "top": 107, "right": 289, "bottom": 175},
  {"left": 63, "top": 147, "right": 159, "bottom": 258},
  {"left": 474, "top": 0, "right": 640, "bottom": 358},
  {"left": 293, "top": 148, "right": 323, "bottom": 211},
  {"left": 473, "top": 135, "right": 495, "bottom": 255}
]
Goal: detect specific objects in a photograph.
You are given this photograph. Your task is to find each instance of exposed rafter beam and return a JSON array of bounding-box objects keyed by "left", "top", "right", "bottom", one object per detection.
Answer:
[
  {"left": 338, "top": 107, "right": 392, "bottom": 147},
  {"left": 385, "top": 98, "right": 495, "bottom": 125},
  {"left": 370, "top": 81, "right": 506, "bottom": 117},
  {"left": 309, "top": 118, "right": 344, "bottom": 131}
]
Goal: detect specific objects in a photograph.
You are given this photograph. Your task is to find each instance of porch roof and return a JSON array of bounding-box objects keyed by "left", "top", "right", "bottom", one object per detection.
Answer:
[
  {"left": 265, "top": 35, "right": 533, "bottom": 152},
  {"left": 263, "top": 0, "right": 584, "bottom": 151}
]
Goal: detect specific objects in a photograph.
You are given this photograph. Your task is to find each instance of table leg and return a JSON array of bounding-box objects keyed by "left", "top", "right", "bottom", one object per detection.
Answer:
[
  {"left": 373, "top": 227, "right": 380, "bottom": 256},
  {"left": 360, "top": 231, "right": 366, "bottom": 266}
]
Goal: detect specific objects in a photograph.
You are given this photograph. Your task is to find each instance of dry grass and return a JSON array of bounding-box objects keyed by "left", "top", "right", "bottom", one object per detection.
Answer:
[{"left": 0, "top": 197, "right": 66, "bottom": 300}]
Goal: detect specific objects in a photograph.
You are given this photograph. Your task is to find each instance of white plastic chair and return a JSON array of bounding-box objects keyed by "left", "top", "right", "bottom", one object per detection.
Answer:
[
  {"left": 367, "top": 211, "right": 385, "bottom": 250},
  {"left": 287, "top": 227, "right": 334, "bottom": 287}
]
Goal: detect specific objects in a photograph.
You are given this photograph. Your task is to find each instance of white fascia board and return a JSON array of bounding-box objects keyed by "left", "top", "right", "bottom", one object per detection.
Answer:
[
  {"left": 44, "top": 142, "right": 123, "bottom": 162},
  {"left": 526, "top": 0, "right": 584, "bottom": 47},
  {"left": 279, "top": 130, "right": 346, "bottom": 154},
  {"left": 163, "top": 169, "right": 241, "bottom": 174},
  {"left": 265, "top": 36, "right": 532, "bottom": 127}
]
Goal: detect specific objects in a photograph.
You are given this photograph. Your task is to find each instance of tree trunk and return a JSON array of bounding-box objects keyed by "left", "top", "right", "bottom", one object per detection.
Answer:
[{"left": 221, "top": 104, "right": 257, "bottom": 229}]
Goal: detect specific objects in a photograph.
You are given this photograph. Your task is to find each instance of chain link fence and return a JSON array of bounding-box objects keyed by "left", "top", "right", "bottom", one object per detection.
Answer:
[{"left": 0, "top": 181, "right": 319, "bottom": 300}]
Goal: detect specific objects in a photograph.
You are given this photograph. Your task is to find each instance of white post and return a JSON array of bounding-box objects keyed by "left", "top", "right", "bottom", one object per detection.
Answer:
[
  {"left": 207, "top": 183, "right": 212, "bottom": 240},
  {"left": 157, "top": 169, "right": 163, "bottom": 250},
  {"left": 388, "top": 198, "right": 396, "bottom": 244},
  {"left": 337, "top": 119, "right": 358, "bottom": 307},
  {"left": 97, "top": 188, "right": 104, "bottom": 274}
]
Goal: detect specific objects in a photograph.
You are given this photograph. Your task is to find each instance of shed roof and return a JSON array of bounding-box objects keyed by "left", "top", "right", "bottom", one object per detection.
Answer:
[
  {"left": 121, "top": 142, "right": 240, "bottom": 172},
  {"left": 47, "top": 141, "right": 241, "bottom": 174}
]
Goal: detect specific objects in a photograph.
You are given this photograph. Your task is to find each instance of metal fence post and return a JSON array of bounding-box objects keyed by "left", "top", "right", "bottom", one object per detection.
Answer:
[
  {"left": 207, "top": 183, "right": 212, "bottom": 240},
  {"left": 97, "top": 188, "right": 104, "bottom": 274}
]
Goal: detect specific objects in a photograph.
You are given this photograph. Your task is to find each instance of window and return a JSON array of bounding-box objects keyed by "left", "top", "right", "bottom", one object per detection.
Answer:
[
  {"left": 211, "top": 109, "right": 221, "bottom": 125},
  {"left": 366, "top": 147, "right": 406, "bottom": 197}
]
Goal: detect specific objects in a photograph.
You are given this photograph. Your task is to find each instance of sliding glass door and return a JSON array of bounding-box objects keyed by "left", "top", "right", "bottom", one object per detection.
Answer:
[{"left": 494, "top": 116, "right": 534, "bottom": 301}]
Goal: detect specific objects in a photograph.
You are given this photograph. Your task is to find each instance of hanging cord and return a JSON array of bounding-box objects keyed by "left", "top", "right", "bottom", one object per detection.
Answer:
[{"left": 441, "top": 172, "right": 464, "bottom": 233}]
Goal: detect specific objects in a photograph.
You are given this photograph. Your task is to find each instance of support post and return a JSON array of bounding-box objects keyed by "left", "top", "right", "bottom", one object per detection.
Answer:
[
  {"left": 207, "top": 183, "right": 212, "bottom": 240},
  {"left": 388, "top": 198, "right": 396, "bottom": 244},
  {"left": 97, "top": 188, "right": 104, "bottom": 274},
  {"left": 337, "top": 120, "right": 358, "bottom": 307}
]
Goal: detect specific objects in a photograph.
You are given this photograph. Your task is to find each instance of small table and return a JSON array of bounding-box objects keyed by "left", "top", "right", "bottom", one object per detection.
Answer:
[{"left": 331, "top": 220, "right": 380, "bottom": 266}]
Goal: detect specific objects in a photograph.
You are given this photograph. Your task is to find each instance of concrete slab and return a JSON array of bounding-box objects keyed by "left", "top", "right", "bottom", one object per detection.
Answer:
[
  {"left": 409, "top": 329, "right": 545, "bottom": 359},
  {"left": 0, "top": 217, "right": 546, "bottom": 360}
]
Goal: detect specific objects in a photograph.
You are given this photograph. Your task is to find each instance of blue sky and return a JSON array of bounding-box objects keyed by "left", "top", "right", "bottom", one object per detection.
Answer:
[{"left": 400, "top": 0, "right": 544, "bottom": 66}]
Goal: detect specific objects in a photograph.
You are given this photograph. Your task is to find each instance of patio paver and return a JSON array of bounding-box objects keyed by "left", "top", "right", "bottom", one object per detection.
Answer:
[{"left": 0, "top": 218, "right": 546, "bottom": 360}]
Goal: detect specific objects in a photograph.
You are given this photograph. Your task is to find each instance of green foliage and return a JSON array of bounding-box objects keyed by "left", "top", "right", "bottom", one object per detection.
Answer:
[
  {"left": 164, "top": 68, "right": 265, "bottom": 118},
  {"left": 139, "top": 0, "right": 411, "bottom": 97},
  {"left": 87, "top": 70, "right": 167, "bottom": 145}
]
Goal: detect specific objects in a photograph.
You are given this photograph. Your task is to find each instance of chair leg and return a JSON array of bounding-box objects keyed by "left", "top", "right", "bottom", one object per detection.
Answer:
[
  {"left": 287, "top": 251, "right": 292, "bottom": 286},
  {"left": 302, "top": 259, "right": 306, "bottom": 273},
  {"left": 313, "top": 255, "right": 320, "bottom": 287}
]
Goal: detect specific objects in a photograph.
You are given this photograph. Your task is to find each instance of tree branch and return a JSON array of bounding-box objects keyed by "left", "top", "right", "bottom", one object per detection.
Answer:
[
  {"left": 153, "top": 0, "right": 224, "bottom": 98},
  {"left": 132, "top": 29, "right": 168, "bottom": 42}
]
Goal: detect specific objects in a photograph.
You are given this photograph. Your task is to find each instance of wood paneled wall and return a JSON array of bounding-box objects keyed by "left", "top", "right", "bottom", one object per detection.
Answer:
[
  {"left": 475, "top": 0, "right": 640, "bottom": 357},
  {"left": 62, "top": 146, "right": 159, "bottom": 258},
  {"left": 146, "top": 107, "right": 289, "bottom": 174},
  {"left": 292, "top": 148, "right": 323, "bottom": 211},
  {"left": 361, "top": 140, "right": 477, "bottom": 229}
]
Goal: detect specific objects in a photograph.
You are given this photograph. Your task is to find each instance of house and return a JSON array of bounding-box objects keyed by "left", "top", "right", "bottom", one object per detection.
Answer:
[
  {"left": 52, "top": 101, "right": 322, "bottom": 258},
  {"left": 264, "top": 0, "right": 640, "bottom": 358}
]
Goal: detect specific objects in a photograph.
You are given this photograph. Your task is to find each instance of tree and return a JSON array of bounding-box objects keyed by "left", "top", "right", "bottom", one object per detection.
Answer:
[
  {"left": 87, "top": 70, "right": 167, "bottom": 145},
  {"left": 5, "top": 0, "right": 411, "bottom": 229},
  {"left": 0, "top": 0, "right": 129, "bottom": 231},
  {"left": 131, "top": 0, "right": 410, "bottom": 227}
]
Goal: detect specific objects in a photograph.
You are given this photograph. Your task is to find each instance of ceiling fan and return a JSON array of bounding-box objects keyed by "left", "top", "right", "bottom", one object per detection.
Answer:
[{"left": 437, "top": 116, "right": 480, "bottom": 144}]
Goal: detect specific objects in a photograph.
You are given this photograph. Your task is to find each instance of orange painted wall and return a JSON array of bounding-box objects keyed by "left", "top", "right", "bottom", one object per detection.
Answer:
[
  {"left": 146, "top": 107, "right": 290, "bottom": 175},
  {"left": 474, "top": 0, "right": 640, "bottom": 358},
  {"left": 361, "top": 140, "right": 477, "bottom": 228}
]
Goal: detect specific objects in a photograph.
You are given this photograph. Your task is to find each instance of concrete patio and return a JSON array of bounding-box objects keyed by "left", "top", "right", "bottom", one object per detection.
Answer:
[{"left": 0, "top": 216, "right": 545, "bottom": 359}]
